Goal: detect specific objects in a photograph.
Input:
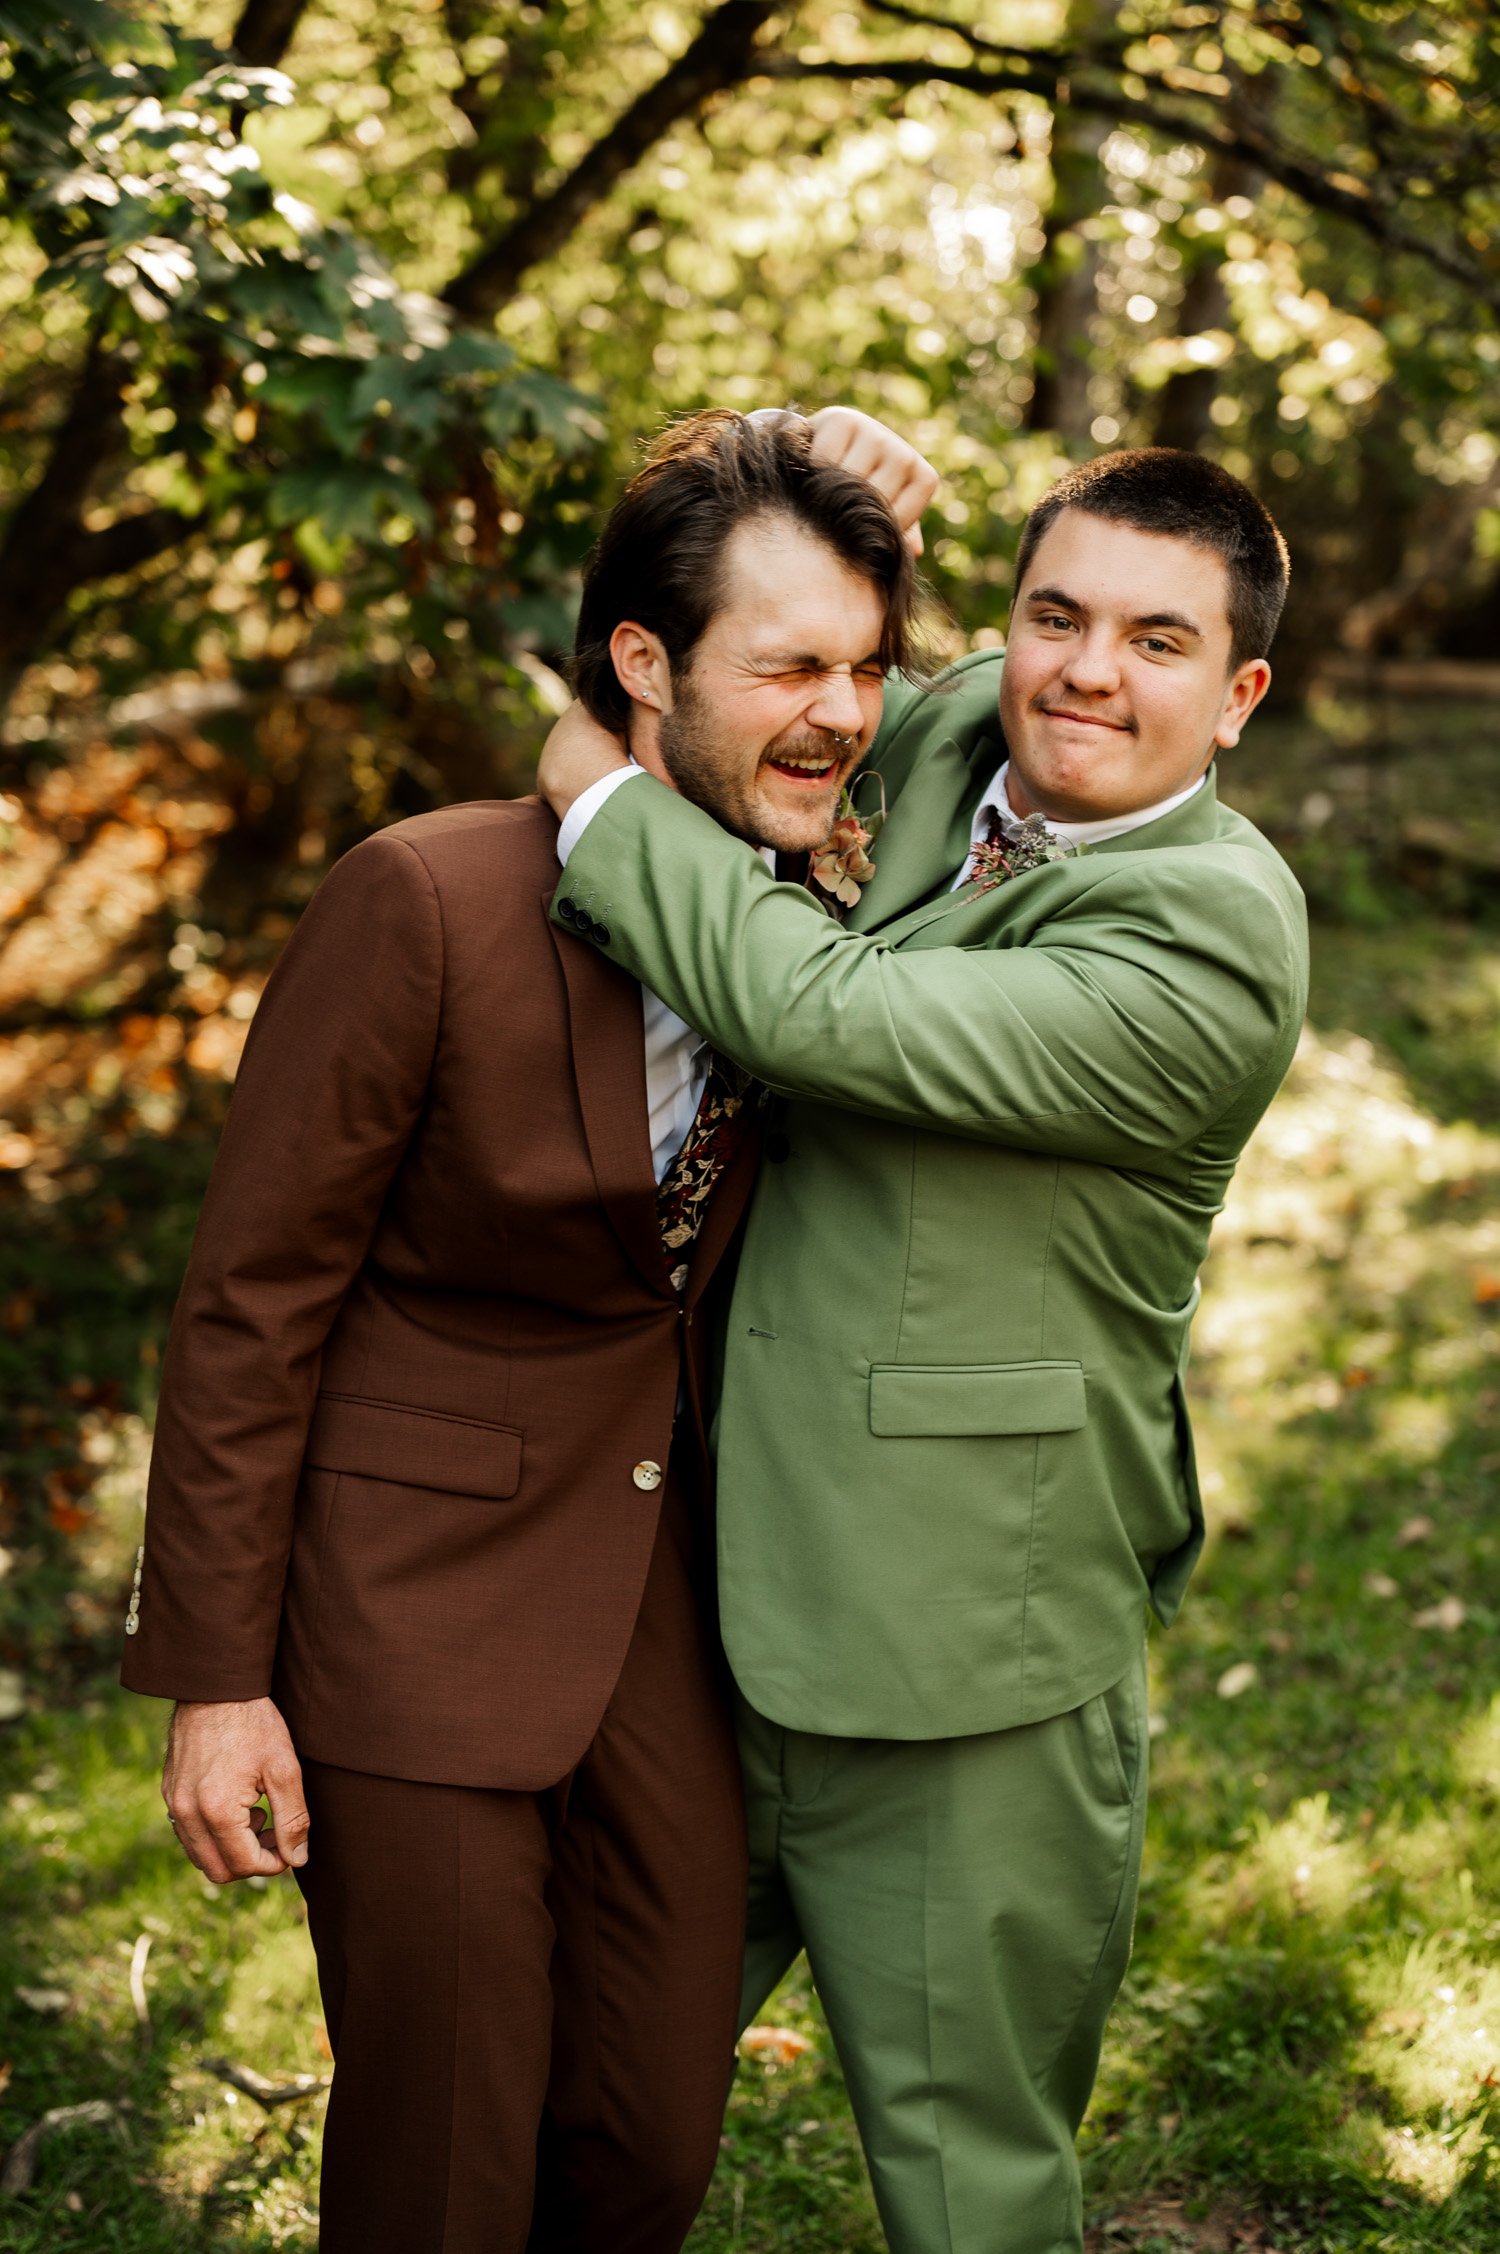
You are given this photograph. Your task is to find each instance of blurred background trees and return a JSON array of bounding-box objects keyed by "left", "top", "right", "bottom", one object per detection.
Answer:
[
  {"left": 2, "top": 1, "right": 1496, "bottom": 797},
  {"left": 3, "top": 10, "right": 1500, "bottom": 2244}
]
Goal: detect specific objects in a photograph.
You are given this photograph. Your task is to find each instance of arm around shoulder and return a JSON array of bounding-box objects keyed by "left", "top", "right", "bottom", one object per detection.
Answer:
[{"left": 557, "top": 782, "right": 1306, "bottom": 1167}]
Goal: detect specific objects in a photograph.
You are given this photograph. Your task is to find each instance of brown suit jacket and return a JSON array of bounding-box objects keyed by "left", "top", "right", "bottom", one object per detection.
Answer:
[{"left": 120, "top": 800, "right": 757, "bottom": 1790}]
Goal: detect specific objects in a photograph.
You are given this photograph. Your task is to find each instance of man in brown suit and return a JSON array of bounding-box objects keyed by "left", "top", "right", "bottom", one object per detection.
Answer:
[{"left": 121, "top": 409, "right": 930, "bottom": 2253}]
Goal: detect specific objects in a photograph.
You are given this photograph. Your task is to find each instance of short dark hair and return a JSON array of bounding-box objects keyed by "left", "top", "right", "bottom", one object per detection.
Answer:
[
  {"left": 1014, "top": 447, "right": 1290, "bottom": 669},
  {"left": 573, "top": 409, "right": 923, "bottom": 729}
]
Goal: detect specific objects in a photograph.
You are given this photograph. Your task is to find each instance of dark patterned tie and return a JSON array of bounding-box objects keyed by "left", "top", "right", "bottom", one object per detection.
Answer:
[{"left": 655, "top": 1050, "right": 758, "bottom": 1289}]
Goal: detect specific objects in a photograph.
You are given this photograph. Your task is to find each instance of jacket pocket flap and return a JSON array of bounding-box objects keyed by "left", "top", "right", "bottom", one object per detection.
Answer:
[
  {"left": 869, "top": 1361, "right": 1086, "bottom": 1438},
  {"left": 306, "top": 1394, "right": 522, "bottom": 1499}
]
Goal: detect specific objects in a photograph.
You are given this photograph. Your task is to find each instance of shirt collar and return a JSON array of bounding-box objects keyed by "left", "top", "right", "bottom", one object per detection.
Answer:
[{"left": 970, "top": 759, "right": 1209, "bottom": 851}]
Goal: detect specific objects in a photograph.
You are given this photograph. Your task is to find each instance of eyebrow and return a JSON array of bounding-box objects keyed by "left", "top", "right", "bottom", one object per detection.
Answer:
[
  {"left": 752, "top": 649, "right": 885, "bottom": 671},
  {"left": 1024, "top": 586, "right": 1205, "bottom": 641}
]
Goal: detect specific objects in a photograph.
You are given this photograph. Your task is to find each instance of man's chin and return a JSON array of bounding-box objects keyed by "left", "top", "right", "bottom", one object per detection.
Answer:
[{"left": 744, "top": 785, "right": 845, "bottom": 856}]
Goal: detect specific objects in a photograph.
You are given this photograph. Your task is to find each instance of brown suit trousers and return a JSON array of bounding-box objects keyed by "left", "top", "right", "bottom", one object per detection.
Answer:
[
  {"left": 297, "top": 1453, "right": 746, "bottom": 2254},
  {"left": 120, "top": 801, "right": 758, "bottom": 2249}
]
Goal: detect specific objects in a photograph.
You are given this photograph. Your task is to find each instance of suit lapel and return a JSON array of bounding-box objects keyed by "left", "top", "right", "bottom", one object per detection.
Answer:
[
  {"left": 848, "top": 727, "right": 997, "bottom": 934},
  {"left": 871, "top": 769, "right": 1229, "bottom": 949},
  {"left": 546, "top": 897, "right": 673, "bottom": 1299},
  {"left": 1082, "top": 767, "right": 1222, "bottom": 856}
]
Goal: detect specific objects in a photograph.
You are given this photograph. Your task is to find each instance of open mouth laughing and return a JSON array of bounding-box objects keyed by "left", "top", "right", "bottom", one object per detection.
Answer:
[{"left": 761, "top": 739, "right": 853, "bottom": 786}]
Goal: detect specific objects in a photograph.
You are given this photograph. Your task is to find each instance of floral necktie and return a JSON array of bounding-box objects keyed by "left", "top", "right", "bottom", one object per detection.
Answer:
[{"left": 655, "top": 1050, "right": 758, "bottom": 1290}]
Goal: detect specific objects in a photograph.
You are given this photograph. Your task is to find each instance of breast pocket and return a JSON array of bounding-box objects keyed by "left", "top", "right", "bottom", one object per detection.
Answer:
[
  {"left": 305, "top": 1392, "right": 523, "bottom": 1499},
  {"left": 868, "top": 1361, "right": 1086, "bottom": 1437}
]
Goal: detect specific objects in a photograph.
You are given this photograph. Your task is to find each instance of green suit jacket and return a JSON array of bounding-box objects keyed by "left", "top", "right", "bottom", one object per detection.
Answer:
[{"left": 553, "top": 652, "right": 1310, "bottom": 1739}]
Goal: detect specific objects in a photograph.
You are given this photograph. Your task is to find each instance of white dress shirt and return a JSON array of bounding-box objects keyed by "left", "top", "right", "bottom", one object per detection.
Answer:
[
  {"left": 952, "top": 760, "right": 1207, "bottom": 888},
  {"left": 557, "top": 762, "right": 774, "bottom": 1181}
]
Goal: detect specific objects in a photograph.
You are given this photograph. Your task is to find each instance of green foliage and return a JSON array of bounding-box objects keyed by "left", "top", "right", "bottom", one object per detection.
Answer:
[
  {"left": 0, "top": 0, "right": 604, "bottom": 738},
  {"left": 2, "top": 0, "right": 1499, "bottom": 770}
]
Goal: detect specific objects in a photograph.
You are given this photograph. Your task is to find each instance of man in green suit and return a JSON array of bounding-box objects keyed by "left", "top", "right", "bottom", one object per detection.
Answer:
[{"left": 543, "top": 437, "right": 1309, "bottom": 2254}]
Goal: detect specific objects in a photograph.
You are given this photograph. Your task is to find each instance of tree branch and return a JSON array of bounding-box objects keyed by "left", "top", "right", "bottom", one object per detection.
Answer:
[
  {"left": 443, "top": 1, "right": 780, "bottom": 320},
  {"left": 59, "top": 506, "right": 203, "bottom": 584},
  {"left": 230, "top": 0, "right": 313, "bottom": 67},
  {"left": 0, "top": 334, "right": 134, "bottom": 694},
  {"left": 765, "top": 50, "right": 1500, "bottom": 315}
]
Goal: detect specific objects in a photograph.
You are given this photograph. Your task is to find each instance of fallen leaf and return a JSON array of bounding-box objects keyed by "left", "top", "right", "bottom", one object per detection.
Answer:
[
  {"left": 1474, "top": 1274, "right": 1500, "bottom": 1304},
  {"left": 1412, "top": 1595, "right": 1466, "bottom": 1632},
  {"left": 1395, "top": 1514, "right": 1434, "bottom": 1547},
  {"left": 1342, "top": 1365, "right": 1374, "bottom": 1389},
  {"left": 739, "top": 2025, "right": 812, "bottom": 2067},
  {"left": 1216, "top": 1661, "right": 1259, "bottom": 1700},
  {"left": 46, "top": 1478, "right": 93, "bottom": 1536},
  {"left": 1364, "top": 1571, "right": 1399, "bottom": 1598}
]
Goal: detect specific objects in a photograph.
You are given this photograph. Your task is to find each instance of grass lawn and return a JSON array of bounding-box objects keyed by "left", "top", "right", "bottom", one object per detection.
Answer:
[{"left": 1, "top": 697, "right": 1498, "bottom": 2250}]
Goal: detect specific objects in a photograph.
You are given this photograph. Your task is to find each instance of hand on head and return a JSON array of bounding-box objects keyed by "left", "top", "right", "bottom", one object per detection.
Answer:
[
  {"left": 163, "top": 1696, "right": 309, "bottom": 1884},
  {"left": 804, "top": 407, "right": 939, "bottom": 555},
  {"left": 538, "top": 404, "right": 937, "bottom": 830}
]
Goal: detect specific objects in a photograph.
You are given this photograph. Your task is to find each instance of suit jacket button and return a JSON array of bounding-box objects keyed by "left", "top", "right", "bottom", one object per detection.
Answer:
[
  {"left": 592, "top": 922, "right": 612, "bottom": 946},
  {"left": 558, "top": 898, "right": 579, "bottom": 925},
  {"left": 632, "top": 1460, "right": 662, "bottom": 1491}
]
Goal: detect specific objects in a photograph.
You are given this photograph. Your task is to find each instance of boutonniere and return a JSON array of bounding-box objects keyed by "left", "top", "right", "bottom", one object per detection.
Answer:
[
  {"left": 969, "top": 812, "right": 1080, "bottom": 892},
  {"left": 808, "top": 775, "right": 887, "bottom": 918}
]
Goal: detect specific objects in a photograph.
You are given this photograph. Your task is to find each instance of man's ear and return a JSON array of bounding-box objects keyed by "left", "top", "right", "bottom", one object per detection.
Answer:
[
  {"left": 1214, "top": 657, "right": 1272, "bottom": 750},
  {"left": 609, "top": 622, "right": 673, "bottom": 714}
]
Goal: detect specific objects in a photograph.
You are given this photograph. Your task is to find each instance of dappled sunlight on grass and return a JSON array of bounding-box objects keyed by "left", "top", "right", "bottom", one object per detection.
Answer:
[
  {"left": 1081, "top": 983, "right": 1500, "bottom": 2244},
  {"left": 1200, "top": 1794, "right": 1370, "bottom": 1929}
]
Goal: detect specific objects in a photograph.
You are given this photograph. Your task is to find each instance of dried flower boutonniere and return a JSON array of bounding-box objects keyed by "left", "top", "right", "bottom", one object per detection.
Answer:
[
  {"left": 968, "top": 811, "right": 1079, "bottom": 892},
  {"left": 808, "top": 775, "right": 887, "bottom": 918}
]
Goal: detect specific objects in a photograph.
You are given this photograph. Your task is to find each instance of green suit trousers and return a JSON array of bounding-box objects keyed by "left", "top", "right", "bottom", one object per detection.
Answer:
[{"left": 737, "top": 1648, "right": 1149, "bottom": 2254}]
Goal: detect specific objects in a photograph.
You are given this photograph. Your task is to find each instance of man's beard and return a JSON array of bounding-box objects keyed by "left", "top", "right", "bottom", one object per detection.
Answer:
[{"left": 657, "top": 672, "right": 849, "bottom": 853}]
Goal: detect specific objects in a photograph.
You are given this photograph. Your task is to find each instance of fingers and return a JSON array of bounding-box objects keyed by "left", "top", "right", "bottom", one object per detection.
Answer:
[
  {"left": 162, "top": 1696, "right": 305, "bottom": 1886},
  {"left": 167, "top": 1785, "right": 291, "bottom": 1884},
  {"left": 806, "top": 407, "right": 939, "bottom": 537},
  {"left": 263, "top": 1753, "right": 311, "bottom": 1870}
]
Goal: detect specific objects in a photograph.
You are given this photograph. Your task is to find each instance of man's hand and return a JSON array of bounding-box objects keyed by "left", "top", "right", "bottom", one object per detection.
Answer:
[
  {"left": 806, "top": 407, "right": 940, "bottom": 555},
  {"left": 163, "top": 1697, "right": 309, "bottom": 1884},
  {"left": 537, "top": 698, "right": 630, "bottom": 824}
]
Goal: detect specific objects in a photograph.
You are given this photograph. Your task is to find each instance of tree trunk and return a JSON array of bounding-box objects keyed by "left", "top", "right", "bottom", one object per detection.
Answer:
[
  {"left": 1023, "top": 0, "right": 1115, "bottom": 443},
  {"left": 1154, "top": 68, "right": 1267, "bottom": 453},
  {"left": 230, "top": 0, "right": 312, "bottom": 67}
]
